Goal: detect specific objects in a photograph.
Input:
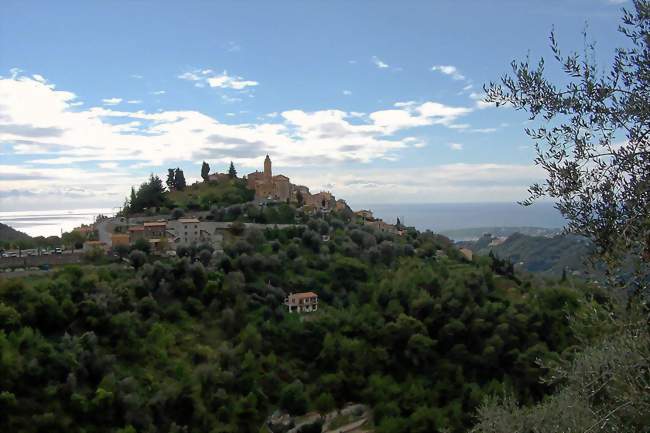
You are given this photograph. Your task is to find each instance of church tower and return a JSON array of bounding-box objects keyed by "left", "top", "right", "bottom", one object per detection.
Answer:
[{"left": 264, "top": 154, "right": 272, "bottom": 179}]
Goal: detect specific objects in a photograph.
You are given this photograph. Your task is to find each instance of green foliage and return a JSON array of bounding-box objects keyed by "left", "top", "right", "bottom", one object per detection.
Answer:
[
  {"left": 128, "top": 249, "right": 146, "bottom": 270},
  {"left": 167, "top": 178, "right": 254, "bottom": 210},
  {"left": 201, "top": 161, "right": 210, "bottom": 182},
  {"left": 62, "top": 230, "right": 86, "bottom": 250},
  {"left": 128, "top": 173, "right": 168, "bottom": 213},
  {"left": 0, "top": 212, "right": 610, "bottom": 433},
  {"left": 280, "top": 381, "right": 308, "bottom": 415}
]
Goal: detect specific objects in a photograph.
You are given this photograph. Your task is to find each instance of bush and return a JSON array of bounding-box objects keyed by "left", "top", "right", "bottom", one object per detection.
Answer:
[
  {"left": 129, "top": 250, "right": 146, "bottom": 270},
  {"left": 171, "top": 208, "right": 185, "bottom": 219},
  {"left": 279, "top": 380, "right": 308, "bottom": 415}
]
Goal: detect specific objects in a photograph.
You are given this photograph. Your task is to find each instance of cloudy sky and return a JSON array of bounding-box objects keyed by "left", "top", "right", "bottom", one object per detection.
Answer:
[{"left": 0, "top": 0, "right": 629, "bottom": 211}]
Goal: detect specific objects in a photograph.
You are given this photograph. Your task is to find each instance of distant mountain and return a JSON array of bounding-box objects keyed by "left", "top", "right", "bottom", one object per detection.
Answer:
[
  {"left": 0, "top": 222, "right": 31, "bottom": 242},
  {"left": 441, "top": 226, "right": 562, "bottom": 241},
  {"left": 460, "top": 232, "right": 593, "bottom": 277}
]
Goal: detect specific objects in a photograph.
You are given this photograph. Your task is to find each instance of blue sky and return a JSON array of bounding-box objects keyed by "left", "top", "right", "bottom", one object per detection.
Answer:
[{"left": 0, "top": 0, "right": 629, "bottom": 211}]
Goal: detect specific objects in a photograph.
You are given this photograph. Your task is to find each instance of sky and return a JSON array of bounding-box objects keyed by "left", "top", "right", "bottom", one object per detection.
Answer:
[{"left": 0, "top": 0, "right": 630, "bottom": 212}]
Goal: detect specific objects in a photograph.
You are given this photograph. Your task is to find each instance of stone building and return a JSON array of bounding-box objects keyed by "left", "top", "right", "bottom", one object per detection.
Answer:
[
  {"left": 366, "top": 219, "right": 399, "bottom": 235},
  {"left": 303, "top": 191, "right": 334, "bottom": 210},
  {"left": 111, "top": 233, "right": 130, "bottom": 247},
  {"left": 207, "top": 172, "right": 231, "bottom": 182},
  {"left": 166, "top": 218, "right": 223, "bottom": 247},
  {"left": 246, "top": 155, "right": 337, "bottom": 210},
  {"left": 459, "top": 247, "right": 473, "bottom": 261},
  {"left": 143, "top": 221, "right": 167, "bottom": 238},
  {"left": 247, "top": 155, "right": 293, "bottom": 202},
  {"left": 128, "top": 226, "right": 145, "bottom": 243}
]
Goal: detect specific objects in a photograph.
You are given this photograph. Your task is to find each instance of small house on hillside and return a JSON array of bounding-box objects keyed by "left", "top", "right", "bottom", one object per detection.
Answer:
[
  {"left": 111, "top": 233, "right": 130, "bottom": 247},
  {"left": 284, "top": 292, "right": 319, "bottom": 313},
  {"left": 143, "top": 221, "right": 167, "bottom": 238},
  {"left": 459, "top": 247, "right": 473, "bottom": 261}
]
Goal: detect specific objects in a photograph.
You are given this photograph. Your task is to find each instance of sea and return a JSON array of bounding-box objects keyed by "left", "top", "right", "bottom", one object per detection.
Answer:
[
  {"left": 0, "top": 202, "right": 566, "bottom": 239},
  {"left": 354, "top": 202, "right": 566, "bottom": 236},
  {"left": 0, "top": 208, "right": 115, "bottom": 238}
]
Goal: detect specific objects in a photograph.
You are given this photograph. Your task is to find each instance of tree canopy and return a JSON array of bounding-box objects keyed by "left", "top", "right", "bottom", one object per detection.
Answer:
[{"left": 485, "top": 0, "right": 650, "bottom": 294}]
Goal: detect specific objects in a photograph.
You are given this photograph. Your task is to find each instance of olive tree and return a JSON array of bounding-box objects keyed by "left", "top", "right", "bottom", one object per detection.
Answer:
[{"left": 485, "top": 0, "right": 650, "bottom": 295}]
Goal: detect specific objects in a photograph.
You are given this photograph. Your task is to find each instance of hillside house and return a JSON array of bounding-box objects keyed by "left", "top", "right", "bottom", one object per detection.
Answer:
[
  {"left": 459, "top": 247, "right": 473, "bottom": 261},
  {"left": 128, "top": 226, "right": 145, "bottom": 243},
  {"left": 367, "top": 219, "right": 399, "bottom": 235},
  {"left": 284, "top": 292, "right": 319, "bottom": 313},
  {"left": 354, "top": 209, "right": 374, "bottom": 220},
  {"left": 144, "top": 221, "right": 167, "bottom": 238},
  {"left": 111, "top": 233, "right": 130, "bottom": 247}
]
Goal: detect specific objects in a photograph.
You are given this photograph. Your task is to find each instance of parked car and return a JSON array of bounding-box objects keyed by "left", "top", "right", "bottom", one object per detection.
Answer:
[{"left": 54, "top": 248, "right": 63, "bottom": 255}]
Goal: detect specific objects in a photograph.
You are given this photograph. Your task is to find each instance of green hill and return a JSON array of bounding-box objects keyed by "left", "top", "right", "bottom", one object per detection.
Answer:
[
  {"left": 0, "top": 222, "right": 31, "bottom": 243},
  {"left": 167, "top": 178, "right": 255, "bottom": 210},
  {"left": 463, "top": 232, "right": 593, "bottom": 277},
  {"left": 0, "top": 210, "right": 608, "bottom": 433},
  {"left": 441, "top": 226, "right": 561, "bottom": 241}
]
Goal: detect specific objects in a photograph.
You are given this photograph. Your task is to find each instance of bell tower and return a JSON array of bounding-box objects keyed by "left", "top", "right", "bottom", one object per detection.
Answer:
[{"left": 264, "top": 154, "right": 272, "bottom": 179}]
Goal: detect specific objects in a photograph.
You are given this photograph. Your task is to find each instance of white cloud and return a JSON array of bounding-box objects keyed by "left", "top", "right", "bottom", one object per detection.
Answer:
[
  {"left": 606, "top": 0, "right": 626, "bottom": 4},
  {"left": 470, "top": 127, "right": 497, "bottom": 133},
  {"left": 448, "top": 142, "right": 464, "bottom": 151},
  {"left": 431, "top": 65, "right": 465, "bottom": 81},
  {"left": 179, "top": 69, "right": 259, "bottom": 90},
  {"left": 287, "top": 163, "right": 545, "bottom": 204},
  {"left": 127, "top": 99, "right": 142, "bottom": 104},
  {"left": 151, "top": 90, "right": 166, "bottom": 95},
  {"left": 131, "top": 74, "right": 143, "bottom": 79},
  {"left": 342, "top": 90, "right": 352, "bottom": 96},
  {"left": 12, "top": 143, "right": 50, "bottom": 154},
  {"left": 0, "top": 73, "right": 482, "bottom": 209},
  {"left": 372, "top": 56, "right": 390, "bottom": 69},
  {"left": 98, "top": 162, "right": 119, "bottom": 169},
  {"left": 102, "top": 97, "right": 122, "bottom": 106},
  {"left": 469, "top": 92, "right": 495, "bottom": 109}
]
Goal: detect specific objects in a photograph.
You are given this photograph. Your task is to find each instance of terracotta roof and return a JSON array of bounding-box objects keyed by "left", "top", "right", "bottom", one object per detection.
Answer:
[
  {"left": 128, "top": 226, "right": 145, "bottom": 231},
  {"left": 178, "top": 218, "right": 200, "bottom": 223},
  {"left": 144, "top": 221, "right": 167, "bottom": 227},
  {"left": 84, "top": 240, "right": 104, "bottom": 245},
  {"left": 289, "top": 291, "right": 318, "bottom": 300}
]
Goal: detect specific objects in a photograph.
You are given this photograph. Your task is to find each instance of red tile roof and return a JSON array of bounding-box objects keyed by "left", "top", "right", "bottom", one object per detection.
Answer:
[{"left": 289, "top": 291, "right": 318, "bottom": 300}]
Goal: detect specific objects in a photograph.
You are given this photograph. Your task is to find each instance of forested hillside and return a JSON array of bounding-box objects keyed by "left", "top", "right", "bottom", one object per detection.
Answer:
[
  {"left": 462, "top": 233, "right": 593, "bottom": 277},
  {"left": 0, "top": 210, "right": 607, "bottom": 433}
]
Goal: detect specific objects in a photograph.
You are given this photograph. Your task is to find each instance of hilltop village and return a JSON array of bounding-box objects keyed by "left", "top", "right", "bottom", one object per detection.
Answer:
[{"left": 74, "top": 155, "right": 407, "bottom": 256}]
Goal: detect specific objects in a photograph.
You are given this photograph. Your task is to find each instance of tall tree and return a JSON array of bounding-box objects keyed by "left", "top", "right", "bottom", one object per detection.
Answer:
[
  {"left": 485, "top": 0, "right": 650, "bottom": 292},
  {"left": 201, "top": 161, "right": 210, "bottom": 182},
  {"left": 228, "top": 161, "right": 237, "bottom": 179},
  {"left": 174, "top": 168, "right": 186, "bottom": 191},
  {"left": 166, "top": 168, "right": 175, "bottom": 191},
  {"left": 129, "top": 187, "right": 137, "bottom": 209}
]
